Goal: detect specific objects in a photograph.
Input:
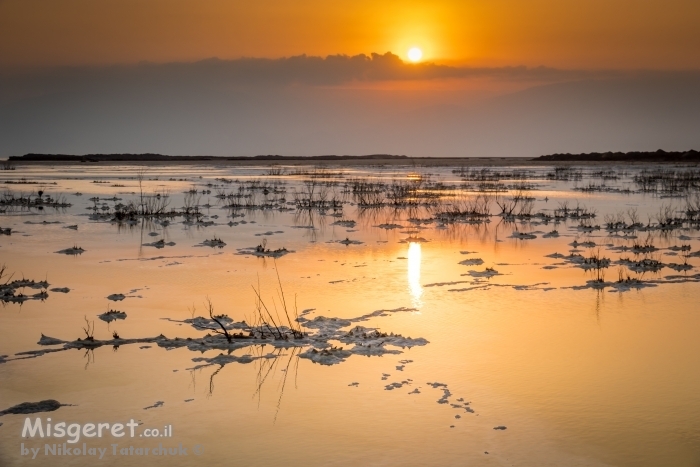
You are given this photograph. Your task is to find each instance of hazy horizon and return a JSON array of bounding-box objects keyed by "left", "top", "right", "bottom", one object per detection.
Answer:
[{"left": 2, "top": 53, "right": 700, "bottom": 158}]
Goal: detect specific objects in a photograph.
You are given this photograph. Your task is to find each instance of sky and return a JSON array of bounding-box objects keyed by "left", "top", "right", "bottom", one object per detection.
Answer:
[
  {"left": 2, "top": 0, "right": 700, "bottom": 68},
  {"left": 1, "top": 0, "right": 699, "bottom": 157}
]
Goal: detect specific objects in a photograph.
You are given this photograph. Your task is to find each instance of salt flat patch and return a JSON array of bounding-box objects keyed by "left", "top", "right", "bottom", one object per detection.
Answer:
[
  {"left": 164, "top": 315, "right": 248, "bottom": 332},
  {"left": 334, "top": 238, "right": 363, "bottom": 245},
  {"left": 510, "top": 231, "right": 537, "bottom": 240},
  {"left": 98, "top": 310, "right": 127, "bottom": 322},
  {"left": 299, "top": 348, "right": 352, "bottom": 365},
  {"left": 665, "top": 272, "right": 700, "bottom": 280},
  {"left": 667, "top": 262, "right": 693, "bottom": 272},
  {"left": 16, "top": 303, "right": 427, "bottom": 368},
  {"left": 115, "top": 253, "right": 217, "bottom": 262},
  {"left": 449, "top": 282, "right": 552, "bottom": 292},
  {"left": 254, "top": 230, "right": 285, "bottom": 236},
  {"left": 570, "top": 240, "right": 597, "bottom": 248},
  {"left": 565, "top": 279, "right": 658, "bottom": 292},
  {"left": 56, "top": 246, "right": 85, "bottom": 255},
  {"left": 142, "top": 239, "right": 176, "bottom": 248},
  {"left": 427, "top": 382, "right": 452, "bottom": 404},
  {"left": 0, "top": 399, "right": 69, "bottom": 416},
  {"left": 332, "top": 220, "right": 356, "bottom": 228},
  {"left": 385, "top": 380, "right": 412, "bottom": 390},
  {"left": 235, "top": 246, "right": 293, "bottom": 258},
  {"left": 463, "top": 268, "right": 502, "bottom": 278},
  {"left": 424, "top": 281, "right": 471, "bottom": 288},
  {"left": 544, "top": 249, "right": 569, "bottom": 257},
  {"left": 396, "top": 359, "right": 413, "bottom": 371},
  {"left": 1, "top": 278, "right": 51, "bottom": 304},
  {"left": 38, "top": 335, "right": 64, "bottom": 345},
  {"left": 459, "top": 258, "right": 484, "bottom": 266},
  {"left": 195, "top": 237, "right": 226, "bottom": 248}
]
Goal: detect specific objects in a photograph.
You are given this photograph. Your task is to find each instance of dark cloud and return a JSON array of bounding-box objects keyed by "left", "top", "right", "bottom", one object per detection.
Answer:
[{"left": 0, "top": 52, "right": 642, "bottom": 103}]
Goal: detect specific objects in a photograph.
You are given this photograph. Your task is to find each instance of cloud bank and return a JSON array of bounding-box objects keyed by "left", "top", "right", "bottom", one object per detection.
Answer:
[
  {"left": 1, "top": 54, "right": 699, "bottom": 157},
  {"left": 1, "top": 53, "right": 640, "bottom": 99}
]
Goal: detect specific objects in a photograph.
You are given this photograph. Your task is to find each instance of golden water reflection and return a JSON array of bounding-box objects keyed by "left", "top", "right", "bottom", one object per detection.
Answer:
[
  {"left": 4, "top": 164, "right": 700, "bottom": 467},
  {"left": 407, "top": 242, "right": 423, "bottom": 307}
]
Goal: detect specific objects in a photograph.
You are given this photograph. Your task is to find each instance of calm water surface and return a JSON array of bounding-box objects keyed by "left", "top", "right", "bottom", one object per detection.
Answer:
[{"left": 1, "top": 163, "right": 699, "bottom": 466}]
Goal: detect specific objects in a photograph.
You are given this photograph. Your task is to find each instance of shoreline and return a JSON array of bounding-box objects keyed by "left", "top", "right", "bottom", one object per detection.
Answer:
[{"left": 3, "top": 156, "right": 699, "bottom": 168}]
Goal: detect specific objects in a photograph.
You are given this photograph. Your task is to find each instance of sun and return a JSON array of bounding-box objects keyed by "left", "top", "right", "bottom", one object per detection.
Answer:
[{"left": 407, "top": 47, "right": 423, "bottom": 63}]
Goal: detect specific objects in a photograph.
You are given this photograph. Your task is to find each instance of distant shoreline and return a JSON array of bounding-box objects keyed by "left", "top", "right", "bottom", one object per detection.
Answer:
[
  {"left": 533, "top": 150, "right": 700, "bottom": 162},
  {"left": 4, "top": 151, "right": 699, "bottom": 167},
  {"left": 8, "top": 153, "right": 411, "bottom": 162}
]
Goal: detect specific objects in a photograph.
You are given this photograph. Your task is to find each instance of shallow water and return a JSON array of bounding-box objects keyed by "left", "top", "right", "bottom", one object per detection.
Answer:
[{"left": 1, "top": 163, "right": 700, "bottom": 466}]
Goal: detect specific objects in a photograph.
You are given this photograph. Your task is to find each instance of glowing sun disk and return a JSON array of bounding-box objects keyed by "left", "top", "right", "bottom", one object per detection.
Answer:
[{"left": 407, "top": 47, "right": 423, "bottom": 62}]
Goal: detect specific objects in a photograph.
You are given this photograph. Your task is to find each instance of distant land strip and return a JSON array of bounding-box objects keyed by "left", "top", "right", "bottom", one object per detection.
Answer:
[
  {"left": 533, "top": 150, "right": 700, "bottom": 162},
  {"left": 8, "top": 153, "right": 408, "bottom": 162},
  {"left": 9, "top": 151, "right": 700, "bottom": 163}
]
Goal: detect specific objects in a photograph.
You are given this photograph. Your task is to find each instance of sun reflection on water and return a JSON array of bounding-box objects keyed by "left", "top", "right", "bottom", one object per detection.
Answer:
[{"left": 407, "top": 242, "right": 423, "bottom": 307}]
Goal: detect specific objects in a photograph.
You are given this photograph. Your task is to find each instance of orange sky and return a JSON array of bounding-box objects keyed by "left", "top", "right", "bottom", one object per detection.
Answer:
[{"left": 1, "top": 0, "right": 699, "bottom": 69}]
